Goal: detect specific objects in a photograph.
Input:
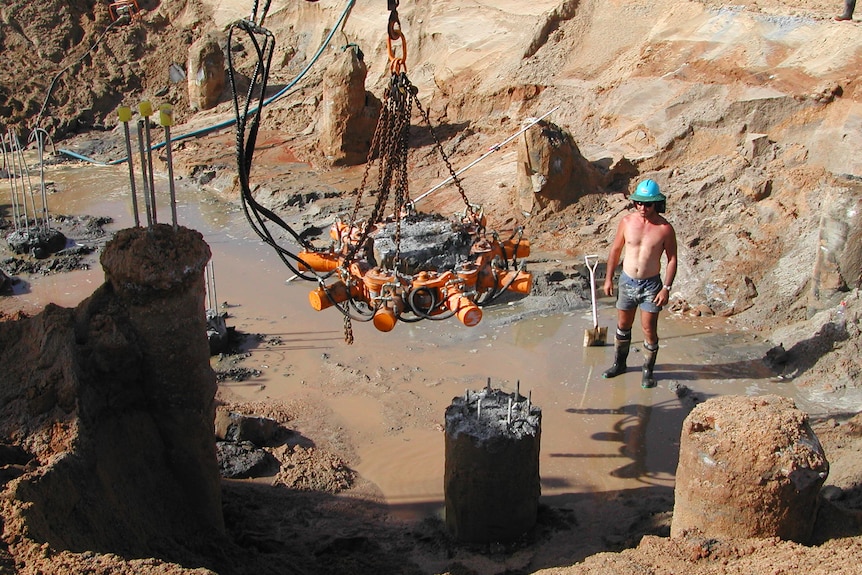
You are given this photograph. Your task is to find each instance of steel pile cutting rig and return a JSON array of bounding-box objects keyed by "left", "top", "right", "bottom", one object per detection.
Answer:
[
  {"left": 229, "top": 0, "right": 533, "bottom": 343},
  {"left": 297, "top": 211, "right": 533, "bottom": 333}
]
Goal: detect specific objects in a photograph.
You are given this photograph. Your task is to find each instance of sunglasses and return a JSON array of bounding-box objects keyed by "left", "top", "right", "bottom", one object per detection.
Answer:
[{"left": 633, "top": 201, "right": 654, "bottom": 207}]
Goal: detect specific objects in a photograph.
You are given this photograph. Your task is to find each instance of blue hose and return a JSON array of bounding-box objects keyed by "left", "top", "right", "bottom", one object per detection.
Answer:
[{"left": 59, "top": 0, "right": 356, "bottom": 166}]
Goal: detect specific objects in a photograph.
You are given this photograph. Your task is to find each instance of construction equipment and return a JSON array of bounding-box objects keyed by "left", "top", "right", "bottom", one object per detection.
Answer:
[
  {"left": 228, "top": 0, "right": 534, "bottom": 343},
  {"left": 583, "top": 254, "right": 607, "bottom": 346},
  {"left": 298, "top": 217, "right": 532, "bottom": 333},
  {"left": 109, "top": 0, "right": 140, "bottom": 23}
]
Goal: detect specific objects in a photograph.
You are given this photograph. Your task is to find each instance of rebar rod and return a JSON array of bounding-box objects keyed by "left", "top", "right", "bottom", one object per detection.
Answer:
[{"left": 137, "top": 119, "right": 154, "bottom": 227}]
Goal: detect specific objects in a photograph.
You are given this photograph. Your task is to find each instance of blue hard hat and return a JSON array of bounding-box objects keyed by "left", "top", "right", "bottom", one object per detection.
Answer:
[{"left": 629, "top": 179, "right": 666, "bottom": 202}]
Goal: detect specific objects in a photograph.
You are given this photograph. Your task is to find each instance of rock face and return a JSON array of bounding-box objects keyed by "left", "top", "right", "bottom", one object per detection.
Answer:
[
  {"left": 671, "top": 395, "right": 829, "bottom": 543},
  {"left": 515, "top": 121, "right": 607, "bottom": 216},
  {"left": 319, "top": 46, "right": 381, "bottom": 165},
  {"left": 188, "top": 32, "right": 225, "bottom": 111},
  {"left": 812, "top": 187, "right": 862, "bottom": 305},
  {"left": 0, "top": 224, "right": 224, "bottom": 563}
]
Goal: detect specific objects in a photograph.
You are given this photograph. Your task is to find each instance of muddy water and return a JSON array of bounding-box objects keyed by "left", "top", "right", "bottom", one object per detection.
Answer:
[{"left": 2, "top": 159, "right": 827, "bottom": 523}]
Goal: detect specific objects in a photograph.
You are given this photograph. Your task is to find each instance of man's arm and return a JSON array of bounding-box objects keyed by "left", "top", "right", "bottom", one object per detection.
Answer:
[
  {"left": 653, "top": 224, "right": 678, "bottom": 306},
  {"left": 603, "top": 218, "right": 626, "bottom": 297},
  {"left": 663, "top": 225, "right": 678, "bottom": 288}
]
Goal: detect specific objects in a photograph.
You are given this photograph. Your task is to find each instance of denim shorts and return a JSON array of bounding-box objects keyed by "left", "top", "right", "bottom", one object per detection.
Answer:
[{"left": 617, "top": 272, "right": 663, "bottom": 313}]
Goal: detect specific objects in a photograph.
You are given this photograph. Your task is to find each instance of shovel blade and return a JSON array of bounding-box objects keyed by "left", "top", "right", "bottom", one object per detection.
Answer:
[{"left": 583, "top": 326, "right": 608, "bottom": 347}]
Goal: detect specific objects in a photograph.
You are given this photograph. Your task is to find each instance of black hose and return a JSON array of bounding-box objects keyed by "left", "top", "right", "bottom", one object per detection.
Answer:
[{"left": 227, "top": 19, "right": 327, "bottom": 282}]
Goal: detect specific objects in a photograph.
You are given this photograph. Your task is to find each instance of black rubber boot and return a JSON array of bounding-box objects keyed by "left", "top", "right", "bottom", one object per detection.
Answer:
[
  {"left": 602, "top": 330, "right": 631, "bottom": 378},
  {"left": 642, "top": 341, "right": 659, "bottom": 388}
]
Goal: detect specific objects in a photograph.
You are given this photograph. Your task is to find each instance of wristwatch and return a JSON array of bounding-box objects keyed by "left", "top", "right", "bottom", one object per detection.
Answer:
[{"left": 663, "top": 285, "right": 672, "bottom": 291}]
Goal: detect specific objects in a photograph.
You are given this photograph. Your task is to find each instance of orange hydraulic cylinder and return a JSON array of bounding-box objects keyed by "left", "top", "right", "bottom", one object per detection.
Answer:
[
  {"left": 502, "top": 238, "right": 530, "bottom": 259},
  {"left": 455, "top": 265, "right": 478, "bottom": 289},
  {"left": 501, "top": 270, "right": 533, "bottom": 294},
  {"left": 363, "top": 268, "right": 396, "bottom": 294},
  {"left": 444, "top": 289, "right": 483, "bottom": 327},
  {"left": 309, "top": 281, "right": 351, "bottom": 311},
  {"left": 297, "top": 251, "right": 340, "bottom": 273},
  {"left": 373, "top": 306, "right": 398, "bottom": 332}
]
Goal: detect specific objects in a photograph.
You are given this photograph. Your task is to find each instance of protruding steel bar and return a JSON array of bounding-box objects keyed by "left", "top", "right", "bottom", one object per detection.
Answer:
[
  {"left": 159, "top": 104, "right": 178, "bottom": 230},
  {"left": 140, "top": 101, "right": 157, "bottom": 223},
  {"left": 14, "top": 132, "right": 39, "bottom": 230},
  {"left": 118, "top": 106, "right": 140, "bottom": 226},
  {"left": 28, "top": 128, "right": 52, "bottom": 230},
  {"left": 136, "top": 119, "right": 153, "bottom": 228},
  {"left": 207, "top": 260, "right": 219, "bottom": 311},
  {"left": 1, "top": 132, "right": 22, "bottom": 232},
  {"left": 7, "top": 129, "right": 30, "bottom": 234}
]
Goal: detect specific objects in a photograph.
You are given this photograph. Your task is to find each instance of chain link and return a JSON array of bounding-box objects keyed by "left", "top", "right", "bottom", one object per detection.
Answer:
[
  {"left": 412, "top": 95, "right": 475, "bottom": 217},
  {"left": 343, "top": 313, "right": 354, "bottom": 344},
  {"left": 339, "top": 65, "right": 479, "bottom": 339}
]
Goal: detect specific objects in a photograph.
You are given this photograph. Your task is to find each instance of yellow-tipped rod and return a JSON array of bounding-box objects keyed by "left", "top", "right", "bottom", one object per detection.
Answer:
[
  {"left": 139, "top": 100, "right": 157, "bottom": 224},
  {"left": 136, "top": 117, "right": 154, "bottom": 227},
  {"left": 117, "top": 106, "right": 140, "bottom": 226},
  {"left": 28, "top": 128, "right": 53, "bottom": 230},
  {"left": 159, "top": 104, "right": 178, "bottom": 230}
]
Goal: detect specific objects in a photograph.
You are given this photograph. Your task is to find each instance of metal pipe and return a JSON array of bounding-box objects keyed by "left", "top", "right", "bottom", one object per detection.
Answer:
[
  {"left": 1, "top": 133, "right": 21, "bottom": 232},
  {"left": 140, "top": 101, "right": 157, "bottom": 223},
  {"left": 136, "top": 119, "right": 153, "bottom": 227},
  {"left": 412, "top": 106, "right": 560, "bottom": 206},
  {"left": 118, "top": 106, "right": 140, "bottom": 226},
  {"left": 29, "top": 128, "right": 51, "bottom": 229},
  {"left": 159, "top": 104, "right": 178, "bottom": 230}
]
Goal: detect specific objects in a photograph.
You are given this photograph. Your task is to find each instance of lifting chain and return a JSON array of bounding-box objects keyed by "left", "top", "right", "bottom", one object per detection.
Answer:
[
  {"left": 411, "top": 96, "right": 479, "bottom": 226},
  {"left": 344, "top": 72, "right": 414, "bottom": 268},
  {"left": 341, "top": 71, "right": 413, "bottom": 343},
  {"left": 387, "top": 0, "right": 400, "bottom": 39},
  {"left": 338, "top": 3, "right": 481, "bottom": 341},
  {"left": 343, "top": 312, "right": 354, "bottom": 345}
]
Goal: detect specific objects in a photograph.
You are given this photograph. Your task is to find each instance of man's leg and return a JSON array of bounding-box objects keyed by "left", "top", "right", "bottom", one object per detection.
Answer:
[
  {"left": 603, "top": 308, "right": 636, "bottom": 378},
  {"left": 836, "top": 0, "right": 855, "bottom": 20},
  {"left": 641, "top": 311, "right": 660, "bottom": 388}
]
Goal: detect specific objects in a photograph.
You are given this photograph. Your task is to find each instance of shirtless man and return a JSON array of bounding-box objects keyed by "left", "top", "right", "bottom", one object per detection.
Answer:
[{"left": 602, "top": 179, "right": 678, "bottom": 388}]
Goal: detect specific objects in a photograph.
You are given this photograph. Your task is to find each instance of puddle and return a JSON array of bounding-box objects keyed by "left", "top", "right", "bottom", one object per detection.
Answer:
[{"left": 1, "top": 158, "right": 830, "bottom": 523}]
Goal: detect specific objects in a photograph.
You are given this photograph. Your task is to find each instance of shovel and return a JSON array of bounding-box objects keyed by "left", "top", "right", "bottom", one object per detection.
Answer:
[{"left": 583, "top": 254, "right": 607, "bottom": 347}]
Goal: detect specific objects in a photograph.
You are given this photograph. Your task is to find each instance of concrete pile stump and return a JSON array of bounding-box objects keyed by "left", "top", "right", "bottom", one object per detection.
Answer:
[
  {"left": 671, "top": 394, "right": 829, "bottom": 543},
  {"left": 99, "top": 223, "right": 224, "bottom": 533},
  {"left": 444, "top": 384, "right": 542, "bottom": 543}
]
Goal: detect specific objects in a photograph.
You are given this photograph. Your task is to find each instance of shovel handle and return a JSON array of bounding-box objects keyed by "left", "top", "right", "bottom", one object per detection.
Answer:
[
  {"left": 584, "top": 255, "right": 600, "bottom": 328},
  {"left": 585, "top": 254, "right": 599, "bottom": 276}
]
